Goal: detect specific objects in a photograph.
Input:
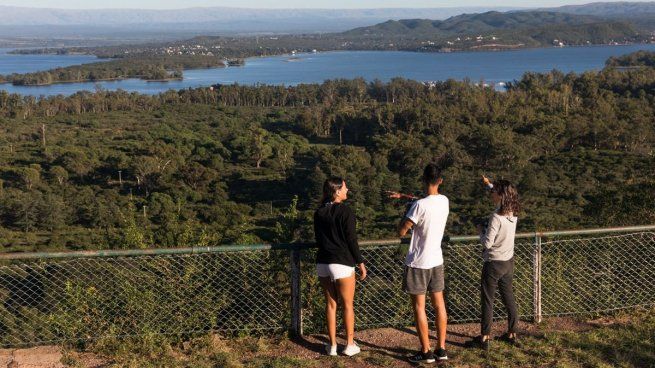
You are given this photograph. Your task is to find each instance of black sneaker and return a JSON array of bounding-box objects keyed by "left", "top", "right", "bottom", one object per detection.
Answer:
[
  {"left": 408, "top": 350, "right": 436, "bottom": 364},
  {"left": 434, "top": 347, "right": 448, "bottom": 361},
  {"left": 464, "top": 336, "right": 490, "bottom": 351},
  {"left": 498, "top": 333, "right": 520, "bottom": 347}
]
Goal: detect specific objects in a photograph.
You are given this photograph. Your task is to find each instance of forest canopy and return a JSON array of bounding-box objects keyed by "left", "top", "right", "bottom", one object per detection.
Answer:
[
  {"left": 0, "top": 52, "right": 654, "bottom": 252},
  {"left": 606, "top": 50, "right": 655, "bottom": 67}
]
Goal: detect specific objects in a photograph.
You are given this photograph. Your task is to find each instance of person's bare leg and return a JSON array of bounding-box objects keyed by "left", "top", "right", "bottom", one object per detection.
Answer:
[
  {"left": 319, "top": 276, "right": 338, "bottom": 346},
  {"left": 336, "top": 273, "right": 356, "bottom": 345},
  {"left": 411, "top": 294, "right": 431, "bottom": 352},
  {"left": 430, "top": 291, "right": 448, "bottom": 349}
]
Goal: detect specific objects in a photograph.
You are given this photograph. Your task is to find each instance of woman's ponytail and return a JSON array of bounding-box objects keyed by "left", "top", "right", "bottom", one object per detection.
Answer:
[{"left": 320, "top": 177, "right": 344, "bottom": 206}]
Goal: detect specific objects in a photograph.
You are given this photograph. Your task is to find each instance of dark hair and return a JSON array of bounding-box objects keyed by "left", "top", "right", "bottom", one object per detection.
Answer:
[
  {"left": 492, "top": 180, "right": 521, "bottom": 215},
  {"left": 422, "top": 163, "right": 442, "bottom": 185},
  {"left": 320, "top": 176, "right": 344, "bottom": 205}
]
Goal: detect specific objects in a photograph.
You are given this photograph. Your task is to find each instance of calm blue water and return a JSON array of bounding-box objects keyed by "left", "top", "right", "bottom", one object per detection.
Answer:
[
  {"left": 0, "top": 48, "right": 100, "bottom": 75},
  {"left": 2, "top": 44, "right": 655, "bottom": 97}
]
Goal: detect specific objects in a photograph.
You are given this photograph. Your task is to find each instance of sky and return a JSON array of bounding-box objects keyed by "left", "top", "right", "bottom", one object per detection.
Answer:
[{"left": 0, "top": 0, "right": 653, "bottom": 9}]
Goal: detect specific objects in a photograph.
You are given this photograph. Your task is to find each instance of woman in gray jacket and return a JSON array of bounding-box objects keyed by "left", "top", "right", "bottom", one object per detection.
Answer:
[{"left": 467, "top": 177, "right": 521, "bottom": 350}]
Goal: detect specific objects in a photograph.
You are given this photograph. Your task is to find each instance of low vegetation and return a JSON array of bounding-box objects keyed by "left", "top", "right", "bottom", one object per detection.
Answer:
[{"left": 58, "top": 307, "right": 655, "bottom": 367}]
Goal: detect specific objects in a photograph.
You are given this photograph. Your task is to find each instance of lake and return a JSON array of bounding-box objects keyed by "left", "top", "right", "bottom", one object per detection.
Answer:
[
  {"left": 2, "top": 44, "right": 655, "bottom": 97},
  {"left": 0, "top": 48, "right": 100, "bottom": 75}
]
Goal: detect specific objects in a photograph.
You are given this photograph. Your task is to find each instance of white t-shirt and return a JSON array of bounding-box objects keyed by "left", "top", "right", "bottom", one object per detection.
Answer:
[{"left": 404, "top": 194, "right": 449, "bottom": 269}]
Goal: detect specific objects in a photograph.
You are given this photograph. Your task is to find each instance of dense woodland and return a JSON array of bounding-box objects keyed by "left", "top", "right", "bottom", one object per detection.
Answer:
[
  {"left": 607, "top": 50, "right": 655, "bottom": 67},
  {"left": 0, "top": 52, "right": 654, "bottom": 251}
]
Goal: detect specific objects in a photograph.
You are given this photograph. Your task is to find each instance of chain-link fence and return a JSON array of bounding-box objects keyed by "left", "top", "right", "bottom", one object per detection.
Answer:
[
  {"left": 301, "top": 240, "right": 535, "bottom": 333},
  {"left": 0, "top": 248, "right": 292, "bottom": 347},
  {"left": 0, "top": 228, "right": 653, "bottom": 347},
  {"left": 540, "top": 232, "right": 655, "bottom": 317}
]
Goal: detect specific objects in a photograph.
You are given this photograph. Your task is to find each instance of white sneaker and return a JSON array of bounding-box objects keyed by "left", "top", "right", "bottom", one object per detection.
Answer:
[
  {"left": 342, "top": 343, "right": 361, "bottom": 356},
  {"left": 325, "top": 343, "right": 337, "bottom": 356}
]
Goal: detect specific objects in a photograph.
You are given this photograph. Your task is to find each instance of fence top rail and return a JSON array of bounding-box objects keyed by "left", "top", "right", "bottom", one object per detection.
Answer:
[{"left": 1, "top": 224, "right": 654, "bottom": 261}]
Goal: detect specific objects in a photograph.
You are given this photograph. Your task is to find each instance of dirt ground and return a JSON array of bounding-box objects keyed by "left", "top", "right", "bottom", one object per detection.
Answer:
[
  {"left": 0, "top": 346, "right": 65, "bottom": 368},
  {"left": 273, "top": 316, "right": 603, "bottom": 368},
  {"left": 0, "top": 315, "right": 613, "bottom": 368}
]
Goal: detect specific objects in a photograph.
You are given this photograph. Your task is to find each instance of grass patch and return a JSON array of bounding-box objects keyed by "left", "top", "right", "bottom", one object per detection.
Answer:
[
  {"left": 453, "top": 308, "right": 655, "bottom": 368},
  {"left": 362, "top": 353, "right": 396, "bottom": 367},
  {"left": 69, "top": 308, "right": 654, "bottom": 367},
  {"left": 249, "top": 356, "right": 316, "bottom": 368}
]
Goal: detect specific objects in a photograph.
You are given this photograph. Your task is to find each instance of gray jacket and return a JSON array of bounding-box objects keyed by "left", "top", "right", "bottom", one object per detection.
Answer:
[{"left": 480, "top": 212, "right": 517, "bottom": 262}]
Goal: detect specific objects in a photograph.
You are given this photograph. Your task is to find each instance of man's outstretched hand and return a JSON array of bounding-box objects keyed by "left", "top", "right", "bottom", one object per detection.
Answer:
[
  {"left": 385, "top": 190, "right": 402, "bottom": 199},
  {"left": 386, "top": 190, "right": 418, "bottom": 200}
]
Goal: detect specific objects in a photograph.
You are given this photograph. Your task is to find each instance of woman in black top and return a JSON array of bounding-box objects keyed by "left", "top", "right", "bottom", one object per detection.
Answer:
[{"left": 315, "top": 177, "right": 367, "bottom": 357}]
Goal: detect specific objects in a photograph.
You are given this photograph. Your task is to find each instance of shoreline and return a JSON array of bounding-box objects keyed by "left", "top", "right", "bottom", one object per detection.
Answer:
[
  {"left": 7, "top": 40, "right": 654, "bottom": 61},
  {"left": 244, "top": 41, "right": 655, "bottom": 60},
  {"left": 1, "top": 43, "right": 654, "bottom": 95},
  {"left": 3, "top": 41, "right": 651, "bottom": 85},
  {"left": 145, "top": 77, "right": 184, "bottom": 82},
  {"left": 6, "top": 73, "right": 192, "bottom": 86},
  {"left": 10, "top": 76, "right": 128, "bottom": 86}
]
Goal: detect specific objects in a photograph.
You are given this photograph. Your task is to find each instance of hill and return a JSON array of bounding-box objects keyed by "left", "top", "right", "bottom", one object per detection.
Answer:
[
  {"left": 343, "top": 11, "right": 604, "bottom": 38},
  {"left": 548, "top": 1, "right": 655, "bottom": 30},
  {"left": 341, "top": 11, "right": 642, "bottom": 50}
]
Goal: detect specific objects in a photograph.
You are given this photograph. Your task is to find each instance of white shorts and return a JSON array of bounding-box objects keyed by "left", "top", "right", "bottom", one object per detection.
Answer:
[{"left": 316, "top": 263, "right": 355, "bottom": 281}]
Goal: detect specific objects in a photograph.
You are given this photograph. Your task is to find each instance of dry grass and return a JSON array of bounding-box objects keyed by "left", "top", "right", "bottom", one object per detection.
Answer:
[{"left": 61, "top": 307, "right": 654, "bottom": 368}]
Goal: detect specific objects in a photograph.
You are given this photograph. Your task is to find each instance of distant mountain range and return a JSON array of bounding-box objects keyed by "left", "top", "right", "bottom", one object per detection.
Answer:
[
  {"left": 0, "top": 2, "right": 653, "bottom": 45},
  {"left": 18, "top": 10, "right": 645, "bottom": 59},
  {"left": 0, "top": 6, "right": 521, "bottom": 34},
  {"left": 546, "top": 1, "right": 655, "bottom": 16}
]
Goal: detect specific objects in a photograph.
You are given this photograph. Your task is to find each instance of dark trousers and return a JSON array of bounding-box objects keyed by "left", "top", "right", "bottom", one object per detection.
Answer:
[{"left": 481, "top": 258, "right": 518, "bottom": 335}]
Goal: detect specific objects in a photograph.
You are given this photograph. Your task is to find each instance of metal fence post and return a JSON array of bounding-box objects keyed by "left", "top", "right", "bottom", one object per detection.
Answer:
[
  {"left": 290, "top": 247, "right": 303, "bottom": 336},
  {"left": 533, "top": 233, "right": 542, "bottom": 323}
]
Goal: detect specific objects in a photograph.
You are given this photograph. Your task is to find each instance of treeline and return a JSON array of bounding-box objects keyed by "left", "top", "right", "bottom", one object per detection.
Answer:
[
  {"left": 0, "top": 53, "right": 654, "bottom": 251},
  {"left": 607, "top": 50, "right": 655, "bottom": 67},
  {"left": 0, "top": 55, "right": 222, "bottom": 86}
]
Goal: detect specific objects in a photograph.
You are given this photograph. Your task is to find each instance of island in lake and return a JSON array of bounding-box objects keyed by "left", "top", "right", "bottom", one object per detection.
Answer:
[{"left": 2, "top": 9, "right": 654, "bottom": 86}]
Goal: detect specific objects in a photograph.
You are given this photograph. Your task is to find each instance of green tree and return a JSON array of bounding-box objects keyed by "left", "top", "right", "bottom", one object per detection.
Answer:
[{"left": 18, "top": 167, "right": 40, "bottom": 190}]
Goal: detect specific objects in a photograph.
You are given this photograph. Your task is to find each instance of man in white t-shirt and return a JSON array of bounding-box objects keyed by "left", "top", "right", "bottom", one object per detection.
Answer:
[{"left": 395, "top": 163, "right": 449, "bottom": 363}]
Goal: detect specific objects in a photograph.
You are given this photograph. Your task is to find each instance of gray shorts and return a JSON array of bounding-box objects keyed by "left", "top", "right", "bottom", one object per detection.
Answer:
[{"left": 402, "top": 265, "right": 445, "bottom": 294}]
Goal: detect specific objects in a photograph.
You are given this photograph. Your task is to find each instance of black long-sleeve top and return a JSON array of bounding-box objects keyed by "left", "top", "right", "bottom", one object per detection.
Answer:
[{"left": 314, "top": 202, "right": 364, "bottom": 266}]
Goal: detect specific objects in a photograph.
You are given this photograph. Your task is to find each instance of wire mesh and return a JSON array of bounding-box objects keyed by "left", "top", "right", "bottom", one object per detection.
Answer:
[
  {"left": 540, "top": 232, "right": 655, "bottom": 317},
  {"left": 0, "top": 250, "right": 291, "bottom": 347},
  {"left": 302, "top": 240, "right": 535, "bottom": 334},
  {"left": 0, "top": 231, "right": 652, "bottom": 347}
]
